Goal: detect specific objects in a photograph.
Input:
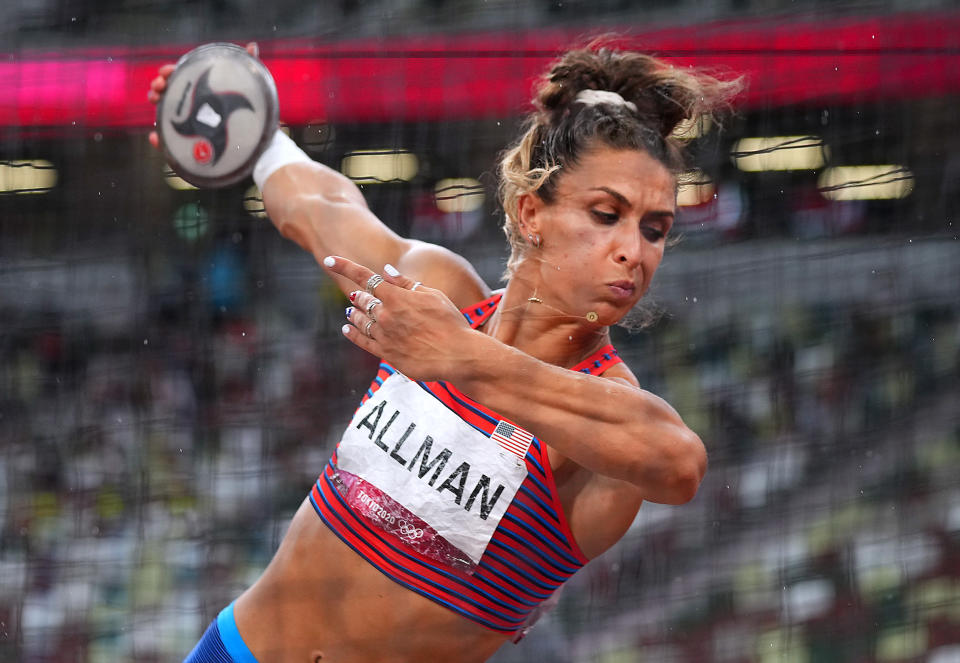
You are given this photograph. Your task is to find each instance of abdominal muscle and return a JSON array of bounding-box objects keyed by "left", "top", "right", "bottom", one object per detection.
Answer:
[{"left": 232, "top": 497, "right": 511, "bottom": 663}]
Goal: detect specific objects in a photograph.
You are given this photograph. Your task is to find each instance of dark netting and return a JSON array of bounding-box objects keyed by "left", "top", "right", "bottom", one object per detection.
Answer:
[{"left": 1, "top": 2, "right": 959, "bottom": 662}]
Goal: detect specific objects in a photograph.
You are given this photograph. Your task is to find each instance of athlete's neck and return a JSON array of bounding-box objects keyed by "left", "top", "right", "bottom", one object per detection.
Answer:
[{"left": 481, "top": 279, "right": 610, "bottom": 370}]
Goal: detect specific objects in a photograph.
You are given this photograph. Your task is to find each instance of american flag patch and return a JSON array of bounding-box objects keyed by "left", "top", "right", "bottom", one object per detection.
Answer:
[{"left": 491, "top": 420, "right": 533, "bottom": 459}]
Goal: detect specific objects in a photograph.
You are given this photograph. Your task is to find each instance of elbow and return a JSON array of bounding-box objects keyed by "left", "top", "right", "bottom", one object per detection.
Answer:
[
  {"left": 631, "top": 427, "right": 707, "bottom": 505},
  {"left": 671, "top": 429, "right": 707, "bottom": 504}
]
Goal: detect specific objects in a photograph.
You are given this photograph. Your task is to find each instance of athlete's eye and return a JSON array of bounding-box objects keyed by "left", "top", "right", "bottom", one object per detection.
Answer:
[
  {"left": 642, "top": 227, "right": 666, "bottom": 242},
  {"left": 592, "top": 210, "right": 619, "bottom": 224}
]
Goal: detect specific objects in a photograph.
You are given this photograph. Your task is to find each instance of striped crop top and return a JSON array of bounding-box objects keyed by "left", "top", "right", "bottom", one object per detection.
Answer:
[{"left": 309, "top": 293, "right": 624, "bottom": 635}]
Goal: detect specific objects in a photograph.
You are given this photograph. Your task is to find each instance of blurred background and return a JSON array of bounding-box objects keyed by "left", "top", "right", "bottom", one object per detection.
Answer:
[{"left": 1, "top": 1, "right": 959, "bottom": 662}]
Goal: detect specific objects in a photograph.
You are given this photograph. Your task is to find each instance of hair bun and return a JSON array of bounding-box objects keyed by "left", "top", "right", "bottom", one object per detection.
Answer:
[{"left": 536, "top": 43, "right": 738, "bottom": 138}]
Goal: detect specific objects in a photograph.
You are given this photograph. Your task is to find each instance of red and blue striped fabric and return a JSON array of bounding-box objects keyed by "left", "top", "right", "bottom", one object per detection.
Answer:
[{"left": 310, "top": 292, "right": 623, "bottom": 634}]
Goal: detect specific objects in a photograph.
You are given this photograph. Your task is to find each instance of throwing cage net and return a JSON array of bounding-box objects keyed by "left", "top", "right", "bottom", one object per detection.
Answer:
[{"left": 1, "top": 3, "right": 959, "bottom": 662}]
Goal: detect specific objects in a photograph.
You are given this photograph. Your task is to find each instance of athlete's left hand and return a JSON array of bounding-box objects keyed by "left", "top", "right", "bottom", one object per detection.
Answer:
[{"left": 323, "top": 255, "right": 477, "bottom": 382}]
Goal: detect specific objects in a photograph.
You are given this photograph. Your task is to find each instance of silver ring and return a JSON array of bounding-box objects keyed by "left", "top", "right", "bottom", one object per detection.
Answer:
[
  {"left": 365, "top": 274, "right": 384, "bottom": 293},
  {"left": 365, "top": 297, "right": 382, "bottom": 319},
  {"left": 363, "top": 319, "right": 376, "bottom": 338},
  {"left": 411, "top": 281, "right": 422, "bottom": 292}
]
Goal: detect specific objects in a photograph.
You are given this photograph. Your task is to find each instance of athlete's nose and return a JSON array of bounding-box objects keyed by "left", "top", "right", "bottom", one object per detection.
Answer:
[{"left": 615, "top": 227, "right": 643, "bottom": 268}]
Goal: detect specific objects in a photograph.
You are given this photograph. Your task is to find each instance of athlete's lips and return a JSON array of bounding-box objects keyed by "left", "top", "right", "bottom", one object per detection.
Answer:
[{"left": 606, "top": 280, "right": 637, "bottom": 299}]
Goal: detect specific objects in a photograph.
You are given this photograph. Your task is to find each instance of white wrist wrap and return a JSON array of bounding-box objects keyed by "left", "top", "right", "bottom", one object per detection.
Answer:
[{"left": 252, "top": 129, "right": 312, "bottom": 190}]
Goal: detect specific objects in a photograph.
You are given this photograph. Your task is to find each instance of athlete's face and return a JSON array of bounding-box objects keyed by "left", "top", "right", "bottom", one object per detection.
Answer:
[{"left": 517, "top": 145, "right": 676, "bottom": 325}]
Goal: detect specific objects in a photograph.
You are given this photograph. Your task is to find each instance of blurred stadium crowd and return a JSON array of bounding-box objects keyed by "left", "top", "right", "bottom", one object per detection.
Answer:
[{"left": 0, "top": 227, "right": 957, "bottom": 662}]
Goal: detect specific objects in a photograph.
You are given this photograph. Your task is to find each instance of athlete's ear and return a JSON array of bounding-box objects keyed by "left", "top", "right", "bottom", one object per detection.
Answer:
[{"left": 516, "top": 192, "right": 545, "bottom": 237}]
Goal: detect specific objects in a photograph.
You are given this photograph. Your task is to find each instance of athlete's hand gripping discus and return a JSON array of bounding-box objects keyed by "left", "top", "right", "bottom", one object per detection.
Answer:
[{"left": 156, "top": 42, "right": 279, "bottom": 188}]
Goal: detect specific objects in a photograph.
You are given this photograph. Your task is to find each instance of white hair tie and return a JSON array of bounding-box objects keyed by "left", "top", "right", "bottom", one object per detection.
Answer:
[{"left": 575, "top": 89, "right": 638, "bottom": 113}]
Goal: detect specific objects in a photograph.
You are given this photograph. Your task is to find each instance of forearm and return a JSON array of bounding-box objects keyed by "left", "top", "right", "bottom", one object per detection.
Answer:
[
  {"left": 456, "top": 332, "right": 707, "bottom": 503},
  {"left": 262, "top": 162, "right": 409, "bottom": 265},
  {"left": 256, "top": 144, "right": 489, "bottom": 307},
  {"left": 252, "top": 130, "right": 410, "bottom": 273}
]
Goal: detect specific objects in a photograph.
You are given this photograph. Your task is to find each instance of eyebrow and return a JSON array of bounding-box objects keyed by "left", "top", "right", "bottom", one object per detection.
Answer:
[
  {"left": 648, "top": 210, "right": 676, "bottom": 221},
  {"left": 589, "top": 186, "right": 676, "bottom": 218},
  {"left": 589, "top": 186, "right": 631, "bottom": 207}
]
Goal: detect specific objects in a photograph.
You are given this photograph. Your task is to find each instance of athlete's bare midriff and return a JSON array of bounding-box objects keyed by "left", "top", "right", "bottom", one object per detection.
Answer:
[
  {"left": 233, "top": 498, "right": 510, "bottom": 663},
  {"left": 230, "top": 355, "right": 646, "bottom": 662}
]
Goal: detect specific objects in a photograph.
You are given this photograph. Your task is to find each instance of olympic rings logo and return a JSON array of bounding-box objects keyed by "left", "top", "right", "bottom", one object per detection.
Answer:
[{"left": 397, "top": 519, "right": 424, "bottom": 539}]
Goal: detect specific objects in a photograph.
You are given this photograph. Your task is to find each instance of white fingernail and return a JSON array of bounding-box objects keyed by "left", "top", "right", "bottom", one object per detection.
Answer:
[
  {"left": 323, "top": 256, "right": 335, "bottom": 268},
  {"left": 341, "top": 324, "right": 351, "bottom": 335},
  {"left": 384, "top": 263, "right": 399, "bottom": 277}
]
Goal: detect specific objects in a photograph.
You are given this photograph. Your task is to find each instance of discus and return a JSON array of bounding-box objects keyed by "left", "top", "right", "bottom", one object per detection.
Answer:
[{"left": 156, "top": 42, "right": 279, "bottom": 188}]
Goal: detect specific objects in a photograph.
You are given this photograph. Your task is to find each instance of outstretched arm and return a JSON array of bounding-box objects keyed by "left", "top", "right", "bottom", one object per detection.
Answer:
[
  {"left": 257, "top": 157, "right": 489, "bottom": 308},
  {"left": 147, "top": 44, "right": 489, "bottom": 309}
]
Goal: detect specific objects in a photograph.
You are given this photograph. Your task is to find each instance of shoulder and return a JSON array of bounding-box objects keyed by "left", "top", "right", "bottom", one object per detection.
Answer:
[
  {"left": 397, "top": 240, "right": 492, "bottom": 310},
  {"left": 597, "top": 355, "right": 641, "bottom": 388}
]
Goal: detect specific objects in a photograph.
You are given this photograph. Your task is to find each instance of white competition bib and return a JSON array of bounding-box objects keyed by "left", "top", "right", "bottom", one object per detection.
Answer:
[{"left": 336, "top": 371, "right": 528, "bottom": 567}]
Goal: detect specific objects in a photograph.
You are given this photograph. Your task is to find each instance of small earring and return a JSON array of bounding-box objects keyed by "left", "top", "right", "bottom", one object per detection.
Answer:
[{"left": 527, "top": 233, "right": 542, "bottom": 249}]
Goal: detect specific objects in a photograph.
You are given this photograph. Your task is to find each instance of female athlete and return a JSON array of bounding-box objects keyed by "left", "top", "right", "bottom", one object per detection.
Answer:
[{"left": 149, "top": 41, "right": 737, "bottom": 663}]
